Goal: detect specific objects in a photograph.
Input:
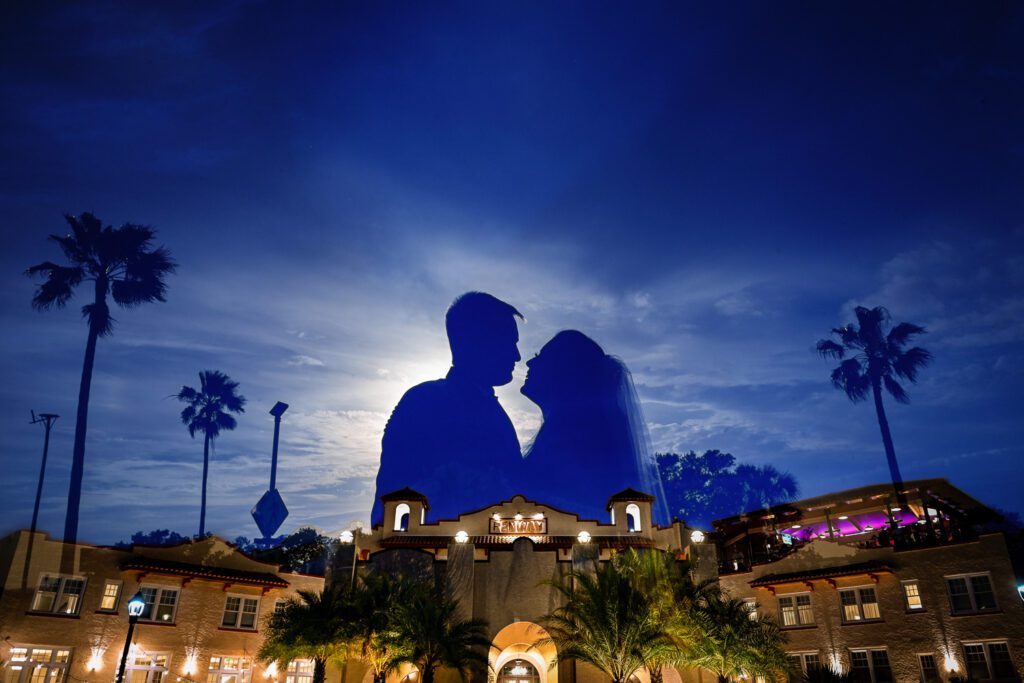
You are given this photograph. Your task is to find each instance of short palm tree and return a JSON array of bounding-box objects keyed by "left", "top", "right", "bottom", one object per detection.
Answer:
[
  {"left": 259, "top": 588, "right": 349, "bottom": 683},
  {"left": 393, "top": 585, "right": 490, "bottom": 683},
  {"left": 686, "top": 592, "right": 791, "bottom": 683},
  {"left": 816, "top": 305, "right": 931, "bottom": 506},
  {"left": 540, "top": 556, "right": 675, "bottom": 683},
  {"left": 349, "top": 572, "right": 418, "bottom": 683},
  {"left": 26, "top": 212, "right": 175, "bottom": 543},
  {"left": 176, "top": 370, "right": 246, "bottom": 537}
]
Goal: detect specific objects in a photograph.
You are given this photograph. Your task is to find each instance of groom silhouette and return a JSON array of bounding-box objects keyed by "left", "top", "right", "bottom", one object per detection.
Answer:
[{"left": 371, "top": 292, "right": 524, "bottom": 525}]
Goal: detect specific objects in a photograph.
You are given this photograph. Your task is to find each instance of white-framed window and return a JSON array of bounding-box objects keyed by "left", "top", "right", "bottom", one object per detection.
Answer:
[
  {"left": 840, "top": 586, "right": 881, "bottom": 622},
  {"left": 125, "top": 652, "right": 170, "bottom": 683},
  {"left": 274, "top": 598, "right": 288, "bottom": 614},
  {"left": 850, "top": 649, "right": 893, "bottom": 683},
  {"left": 962, "top": 642, "right": 1015, "bottom": 681},
  {"left": 918, "top": 654, "right": 940, "bottom": 683},
  {"left": 742, "top": 597, "right": 758, "bottom": 620},
  {"left": 778, "top": 593, "right": 814, "bottom": 627},
  {"left": 3, "top": 646, "right": 72, "bottom": 683},
  {"left": 222, "top": 594, "right": 260, "bottom": 630},
  {"left": 30, "top": 575, "right": 86, "bottom": 615},
  {"left": 394, "top": 503, "right": 411, "bottom": 531},
  {"left": 285, "top": 660, "right": 315, "bottom": 683},
  {"left": 138, "top": 586, "right": 179, "bottom": 623},
  {"left": 903, "top": 580, "right": 924, "bottom": 611},
  {"left": 99, "top": 579, "right": 122, "bottom": 611},
  {"left": 625, "top": 503, "right": 642, "bottom": 532},
  {"left": 945, "top": 573, "right": 998, "bottom": 615},
  {"left": 207, "top": 656, "right": 252, "bottom": 683},
  {"left": 787, "top": 653, "right": 821, "bottom": 683}
]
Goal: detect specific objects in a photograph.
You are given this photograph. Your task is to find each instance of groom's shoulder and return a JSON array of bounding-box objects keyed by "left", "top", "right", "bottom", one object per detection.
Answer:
[{"left": 390, "top": 378, "right": 454, "bottom": 417}]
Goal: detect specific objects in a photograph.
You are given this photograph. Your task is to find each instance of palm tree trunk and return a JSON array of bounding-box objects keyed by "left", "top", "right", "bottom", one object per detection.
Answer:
[
  {"left": 200, "top": 432, "right": 210, "bottom": 537},
  {"left": 64, "top": 321, "right": 100, "bottom": 545},
  {"left": 422, "top": 665, "right": 434, "bottom": 683},
  {"left": 871, "top": 379, "right": 908, "bottom": 510},
  {"left": 312, "top": 658, "right": 326, "bottom": 683},
  {"left": 717, "top": 676, "right": 729, "bottom": 683}
]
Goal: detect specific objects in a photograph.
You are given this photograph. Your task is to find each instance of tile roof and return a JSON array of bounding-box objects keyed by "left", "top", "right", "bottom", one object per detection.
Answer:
[
  {"left": 122, "top": 557, "right": 290, "bottom": 588},
  {"left": 748, "top": 560, "right": 892, "bottom": 588}
]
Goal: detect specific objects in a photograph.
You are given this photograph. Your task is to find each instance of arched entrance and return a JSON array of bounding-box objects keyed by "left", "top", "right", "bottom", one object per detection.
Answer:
[{"left": 489, "top": 621, "right": 557, "bottom": 683}]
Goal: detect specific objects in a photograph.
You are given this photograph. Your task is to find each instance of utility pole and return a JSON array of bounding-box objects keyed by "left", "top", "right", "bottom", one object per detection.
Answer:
[{"left": 29, "top": 411, "right": 59, "bottom": 536}]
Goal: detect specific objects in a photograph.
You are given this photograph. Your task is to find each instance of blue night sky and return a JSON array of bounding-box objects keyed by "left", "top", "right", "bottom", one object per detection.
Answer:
[{"left": 1, "top": 2, "right": 1021, "bottom": 544}]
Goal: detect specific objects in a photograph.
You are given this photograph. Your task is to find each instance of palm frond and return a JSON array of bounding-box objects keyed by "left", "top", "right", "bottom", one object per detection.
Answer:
[
  {"left": 815, "top": 339, "right": 844, "bottom": 360},
  {"left": 883, "top": 375, "right": 910, "bottom": 404},
  {"left": 892, "top": 346, "right": 932, "bottom": 382},
  {"left": 81, "top": 302, "right": 114, "bottom": 336},
  {"left": 830, "top": 359, "right": 870, "bottom": 402},
  {"left": 886, "top": 321, "right": 926, "bottom": 347},
  {"left": 25, "top": 261, "right": 85, "bottom": 309}
]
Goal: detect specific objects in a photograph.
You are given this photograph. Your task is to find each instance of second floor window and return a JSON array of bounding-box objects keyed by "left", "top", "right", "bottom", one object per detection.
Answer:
[
  {"left": 946, "top": 573, "right": 997, "bottom": 614},
  {"left": 31, "top": 575, "right": 85, "bottom": 615},
  {"left": 903, "top": 580, "right": 923, "bottom": 611},
  {"left": 840, "top": 587, "right": 881, "bottom": 622},
  {"left": 139, "top": 586, "right": 179, "bottom": 623},
  {"left": 778, "top": 593, "right": 814, "bottom": 627},
  {"left": 222, "top": 595, "right": 260, "bottom": 629},
  {"left": 99, "top": 580, "right": 122, "bottom": 611}
]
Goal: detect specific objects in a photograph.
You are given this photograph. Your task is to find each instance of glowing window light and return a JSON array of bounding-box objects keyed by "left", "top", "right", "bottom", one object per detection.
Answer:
[
  {"left": 690, "top": 530, "right": 705, "bottom": 543},
  {"left": 510, "top": 665, "right": 529, "bottom": 676},
  {"left": 455, "top": 531, "right": 469, "bottom": 544},
  {"left": 576, "top": 530, "right": 591, "bottom": 544}
]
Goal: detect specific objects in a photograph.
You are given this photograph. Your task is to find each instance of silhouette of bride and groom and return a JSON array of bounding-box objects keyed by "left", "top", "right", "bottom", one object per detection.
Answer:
[{"left": 371, "top": 292, "right": 669, "bottom": 527}]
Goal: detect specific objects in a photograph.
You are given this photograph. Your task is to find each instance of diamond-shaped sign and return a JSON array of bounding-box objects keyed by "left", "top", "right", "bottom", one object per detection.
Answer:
[{"left": 252, "top": 488, "right": 289, "bottom": 538}]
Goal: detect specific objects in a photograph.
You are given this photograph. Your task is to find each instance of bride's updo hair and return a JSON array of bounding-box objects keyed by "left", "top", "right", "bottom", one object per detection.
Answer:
[{"left": 538, "top": 330, "right": 624, "bottom": 406}]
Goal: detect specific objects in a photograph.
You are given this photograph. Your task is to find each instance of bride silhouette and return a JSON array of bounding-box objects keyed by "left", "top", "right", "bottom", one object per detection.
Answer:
[{"left": 520, "top": 330, "right": 669, "bottom": 524}]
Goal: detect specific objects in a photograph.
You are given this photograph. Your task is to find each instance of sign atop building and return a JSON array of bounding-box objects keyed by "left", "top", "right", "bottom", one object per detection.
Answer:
[{"left": 490, "top": 517, "right": 547, "bottom": 535}]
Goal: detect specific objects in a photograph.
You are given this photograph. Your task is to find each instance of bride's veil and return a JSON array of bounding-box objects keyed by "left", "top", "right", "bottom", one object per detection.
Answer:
[{"left": 617, "top": 362, "right": 671, "bottom": 525}]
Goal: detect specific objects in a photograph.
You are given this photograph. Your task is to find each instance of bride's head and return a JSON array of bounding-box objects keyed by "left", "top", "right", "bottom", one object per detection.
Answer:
[{"left": 521, "top": 330, "right": 624, "bottom": 413}]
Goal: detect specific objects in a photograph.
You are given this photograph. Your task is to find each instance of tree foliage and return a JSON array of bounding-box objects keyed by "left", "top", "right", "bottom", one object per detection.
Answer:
[
  {"left": 657, "top": 450, "right": 799, "bottom": 527},
  {"left": 259, "top": 587, "right": 350, "bottom": 683}
]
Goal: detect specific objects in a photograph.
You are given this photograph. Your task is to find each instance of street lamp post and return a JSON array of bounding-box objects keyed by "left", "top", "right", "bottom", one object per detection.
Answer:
[{"left": 116, "top": 592, "right": 147, "bottom": 683}]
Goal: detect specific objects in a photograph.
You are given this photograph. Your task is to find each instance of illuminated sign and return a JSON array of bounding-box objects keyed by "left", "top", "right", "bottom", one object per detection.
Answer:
[{"left": 490, "top": 517, "right": 547, "bottom": 535}]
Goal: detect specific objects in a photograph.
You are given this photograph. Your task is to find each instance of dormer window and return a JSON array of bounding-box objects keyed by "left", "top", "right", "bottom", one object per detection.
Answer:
[
  {"left": 626, "top": 503, "right": 642, "bottom": 532},
  {"left": 394, "top": 503, "right": 411, "bottom": 532}
]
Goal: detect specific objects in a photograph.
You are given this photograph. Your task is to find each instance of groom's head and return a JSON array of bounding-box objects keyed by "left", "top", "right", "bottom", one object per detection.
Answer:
[{"left": 446, "top": 292, "right": 523, "bottom": 386}]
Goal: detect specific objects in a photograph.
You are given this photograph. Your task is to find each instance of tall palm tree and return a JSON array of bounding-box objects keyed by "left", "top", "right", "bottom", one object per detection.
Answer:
[
  {"left": 26, "top": 212, "right": 175, "bottom": 544},
  {"left": 685, "top": 593, "right": 791, "bottom": 683},
  {"left": 348, "top": 572, "right": 418, "bottom": 683},
  {"left": 393, "top": 585, "right": 490, "bottom": 683},
  {"left": 540, "top": 556, "right": 676, "bottom": 683},
  {"left": 176, "top": 370, "right": 246, "bottom": 537},
  {"left": 816, "top": 306, "right": 931, "bottom": 506},
  {"left": 259, "top": 587, "right": 349, "bottom": 683}
]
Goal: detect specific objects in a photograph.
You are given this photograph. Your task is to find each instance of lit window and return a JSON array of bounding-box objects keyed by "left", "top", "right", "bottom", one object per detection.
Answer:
[
  {"left": 962, "top": 642, "right": 1015, "bottom": 681},
  {"left": 126, "top": 652, "right": 170, "bottom": 683},
  {"left": 918, "top": 654, "right": 940, "bottom": 683},
  {"left": 625, "top": 504, "right": 642, "bottom": 532},
  {"left": 778, "top": 593, "right": 814, "bottom": 627},
  {"left": 850, "top": 649, "right": 892, "bottom": 683},
  {"left": 840, "top": 586, "right": 881, "bottom": 622},
  {"left": 274, "top": 599, "right": 288, "bottom": 614},
  {"left": 945, "top": 573, "right": 998, "bottom": 614},
  {"left": 222, "top": 595, "right": 260, "bottom": 630},
  {"left": 30, "top": 575, "right": 85, "bottom": 615},
  {"left": 138, "top": 586, "right": 179, "bottom": 623},
  {"left": 207, "top": 656, "right": 252, "bottom": 683},
  {"left": 902, "top": 580, "right": 923, "bottom": 611},
  {"left": 742, "top": 597, "right": 758, "bottom": 620},
  {"left": 3, "top": 647, "right": 71, "bottom": 683},
  {"left": 285, "top": 660, "right": 315, "bottom": 683},
  {"left": 99, "top": 580, "right": 122, "bottom": 611},
  {"left": 394, "top": 503, "right": 411, "bottom": 531},
  {"left": 787, "top": 653, "right": 821, "bottom": 683}
]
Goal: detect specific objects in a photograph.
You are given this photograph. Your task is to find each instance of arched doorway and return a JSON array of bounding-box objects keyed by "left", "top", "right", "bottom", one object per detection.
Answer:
[
  {"left": 489, "top": 621, "right": 556, "bottom": 683},
  {"left": 496, "top": 660, "right": 540, "bottom": 683}
]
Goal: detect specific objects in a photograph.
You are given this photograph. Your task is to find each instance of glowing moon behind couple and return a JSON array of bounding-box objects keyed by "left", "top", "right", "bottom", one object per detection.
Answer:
[{"left": 371, "top": 292, "right": 669, "bottom": 526}]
